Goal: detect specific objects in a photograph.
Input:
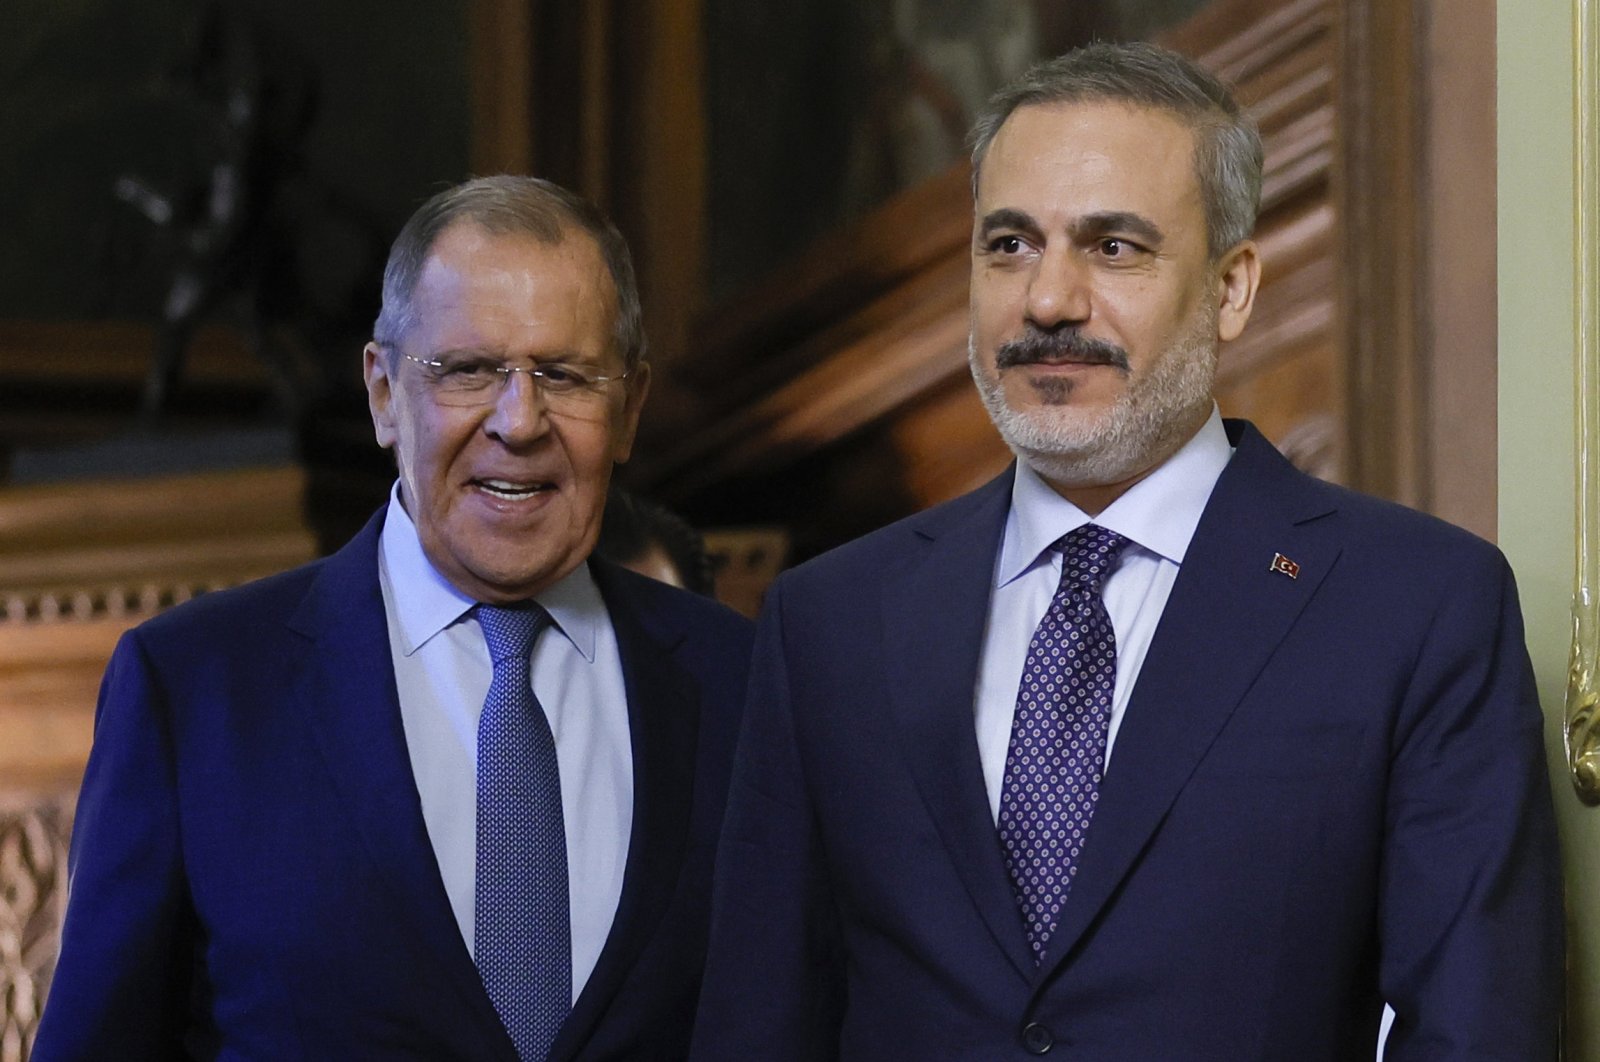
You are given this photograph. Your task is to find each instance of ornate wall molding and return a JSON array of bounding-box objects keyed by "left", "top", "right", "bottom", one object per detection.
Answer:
[
  {"left": 1566, "top": 0, "right": 1600, "bottom": 805},
  {"left": 0, "top": 792, "right": 73, "bottom": 1062},
  {"left": 1, "top": 581, "right": 221, "bottom": 626},
  {"left": 0, "top": 467, "right": 317, "bottom": 788}
]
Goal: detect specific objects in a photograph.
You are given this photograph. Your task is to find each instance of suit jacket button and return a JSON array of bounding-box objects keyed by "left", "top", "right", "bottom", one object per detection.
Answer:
[{"left": 1021, "top": 1022, "right": 1054, "bottom": 1054}]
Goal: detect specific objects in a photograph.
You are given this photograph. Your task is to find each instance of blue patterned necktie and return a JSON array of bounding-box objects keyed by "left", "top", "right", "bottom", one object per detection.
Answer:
[
  {"left": 475, "top": 604, "right": 570, "bottom": 1061},
  {"left": 998, "top": 524, "right": 1131, "bottom": 963}
]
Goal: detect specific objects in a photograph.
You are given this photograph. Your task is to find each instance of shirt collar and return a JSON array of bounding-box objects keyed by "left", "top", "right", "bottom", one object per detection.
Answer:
[
  {"left": 996, "top": 406, "right": 1233, "bottom": 588},
  {"left": 377, "top": 482, "right": 602, "bottom": 662}
]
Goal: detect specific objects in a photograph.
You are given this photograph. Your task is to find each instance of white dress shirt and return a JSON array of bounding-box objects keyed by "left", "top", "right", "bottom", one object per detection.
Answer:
[
  {"left": 376, "top": 486, "right": 633, "bottom": 1002},
  {"left": 974, "top": 409, "right": 1233, "bottom": 822}
]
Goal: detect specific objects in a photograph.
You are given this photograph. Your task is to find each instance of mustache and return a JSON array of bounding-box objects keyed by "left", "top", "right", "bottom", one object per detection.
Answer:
[{"left": 995, "top": 330, "right": 1131, "bottom": 373}]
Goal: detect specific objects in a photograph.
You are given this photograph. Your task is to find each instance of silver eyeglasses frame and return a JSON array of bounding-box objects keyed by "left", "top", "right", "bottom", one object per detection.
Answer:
[{"left": 386, "top": 347, "right": 633, "bottom": 407}]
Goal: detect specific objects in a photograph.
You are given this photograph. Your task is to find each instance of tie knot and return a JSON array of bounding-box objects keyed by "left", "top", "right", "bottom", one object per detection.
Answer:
[
  {"left": 477, "top": 603, "right": 552, "bottom": 665},
  {"left": 1052, "top": 524, "right": 1131, "bottom": 592}
]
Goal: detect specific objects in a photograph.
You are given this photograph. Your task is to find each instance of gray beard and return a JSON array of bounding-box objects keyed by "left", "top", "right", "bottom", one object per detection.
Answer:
[{"left": 968, "top": 327, "right": 1218, "bottom": 489}]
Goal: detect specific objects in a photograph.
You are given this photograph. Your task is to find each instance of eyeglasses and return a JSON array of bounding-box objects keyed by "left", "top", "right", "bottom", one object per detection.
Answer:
[{"left": 392, "top": 349, "right": 632, "bottom": 410}]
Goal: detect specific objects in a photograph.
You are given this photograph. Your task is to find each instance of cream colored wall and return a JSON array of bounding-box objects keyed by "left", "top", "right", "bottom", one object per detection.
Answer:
[{"left": 1497, "top": 0, "right": 1598, "bottom": 1055}]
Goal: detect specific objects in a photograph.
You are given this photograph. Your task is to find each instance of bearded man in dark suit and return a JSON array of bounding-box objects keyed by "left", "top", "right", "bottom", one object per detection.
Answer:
[{"left": 693, "top": 42, "right": 1561, "bottom": 1061}]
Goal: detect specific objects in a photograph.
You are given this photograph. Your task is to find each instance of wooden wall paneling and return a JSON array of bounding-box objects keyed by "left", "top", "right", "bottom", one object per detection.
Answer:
[
  {"left": 643, "top": 0, "right": 1349, "bottom": 562},
  {"left": 0, "top": 323, "right": 263, "bottom": 390},
  {"left": 468, "top": 0, "right": 534, "bottom": 176},
  {"left": 1418, "top": 0, "right": 1496, "bottom": 540},
  {"left": 638, "top": 250, "right": 970, "bottom": 495},
  {"left": 470, "top": 0, "right": 623, "bottom": 206},
  {"left": 1168, "top": 0, "right": 1331, "bottom": 78},
  {"left": 0, "top": 467, "right": 315, "bottom": 600},
  {"left": 1219, "top": 204, "right": 1336, "bottom": 382},
  {"left": 605, "top": 0, "right": 709, "bottom": 445},
  {"left": 1336, "top": 0, "right": 1427, "bottom": 508},
  {"left": 0, "top": 467, "right": 308, "bottom": 545},
  {"left": 523, "top": 1, "right": 590, "bottom": 191},
  {"left": 0, "top": 534, "right": 313, "bottom": 603},
  {"left": 0, "top": 620, "right": 122, "bottom": 787},
  {"left": 888, "top": 376, "right": 1013, "bottom": 509},
  {"left": 0, "top": 466, "right": 317, "bottom": 794},
  {"left": 579, "top": 2, "right": 614, "bottom": 204},
  {"left": 1216, "top": 195, "right": 1338, "bottom": 469},
  {"left": 1331, "top": 0, "right": 1497, "bottom": 536},
  {"left": 1157, "top": 0, "right": 1323, "bottom": 61},
  {"left": 633, "top": 162, "right": 973, "bottom": 502},
  {"left": 1163, "top": 0, "right": 1342, "bottom": 480},
  {"left": 675, "top": 164, "right": 973, "bottom": 412}
]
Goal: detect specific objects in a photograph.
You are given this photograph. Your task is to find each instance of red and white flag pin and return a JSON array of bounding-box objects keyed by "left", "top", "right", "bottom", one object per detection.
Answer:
[{"left": 1269, "top": 553, "right": 1301, "bottom": 579}]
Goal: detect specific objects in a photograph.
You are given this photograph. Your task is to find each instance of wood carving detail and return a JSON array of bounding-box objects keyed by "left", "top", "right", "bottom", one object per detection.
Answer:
[
  {"left": 2, "top": 583, "right": 213, "bottom": 626},
  {"left": 0, "top": 794, "right": 72, "bottom": 1062}
]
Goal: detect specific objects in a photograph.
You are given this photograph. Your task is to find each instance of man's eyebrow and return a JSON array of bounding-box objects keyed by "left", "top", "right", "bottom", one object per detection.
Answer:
[
  {"left": 429, "top": 347, "right": 500, "bottom": 361},
  {"left": 1071, "top": 211, "right": 1165, "bottom": 246},
  {"left": 435, "top": 346, "right": 599, "bottom": 365},
  {"left": 977, "top": 208, "right": 1041, "bottom": 240}
]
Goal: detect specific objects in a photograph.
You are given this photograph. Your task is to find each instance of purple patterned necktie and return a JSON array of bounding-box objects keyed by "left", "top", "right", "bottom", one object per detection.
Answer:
[
  {"left": 998, "top": 523, "right": 1131, "bottom": 963},
  {"left": 476, "top": 604, "right": 569, "bottom": 1061}
]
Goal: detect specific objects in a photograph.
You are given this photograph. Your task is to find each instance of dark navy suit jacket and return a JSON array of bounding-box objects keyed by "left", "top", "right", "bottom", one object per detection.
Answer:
[
  {"left": 693, "top": 420, "right": 1562, "bottom": 1061},
  {"left": 35, "top": 510, "right": 754, "bottom": 1061}
]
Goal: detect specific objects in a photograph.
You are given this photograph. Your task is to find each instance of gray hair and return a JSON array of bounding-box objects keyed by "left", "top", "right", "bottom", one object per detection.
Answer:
[
  {"left": 373, "top": 175, "right": 646, "bottom": 368},
  {"left": 968, "top": 41, "right": 1263, "bottom": 259}
]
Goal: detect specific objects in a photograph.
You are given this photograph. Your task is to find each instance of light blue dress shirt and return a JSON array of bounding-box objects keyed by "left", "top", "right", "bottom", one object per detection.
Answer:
[
  {"left": 975, "top": 409, "right": 1233, "bottom": 822},
  {"left": 376, "top": 486, "right": 632, "bottom": 1003}
]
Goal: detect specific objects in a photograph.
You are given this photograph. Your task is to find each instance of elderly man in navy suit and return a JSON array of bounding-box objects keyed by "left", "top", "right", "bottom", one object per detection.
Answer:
[
  {"left": 37, "top": 176, "right": 753, "bottom": 1061},
  {"left": 693, "top": 42, "right": 1561, "bottom": 1060}
]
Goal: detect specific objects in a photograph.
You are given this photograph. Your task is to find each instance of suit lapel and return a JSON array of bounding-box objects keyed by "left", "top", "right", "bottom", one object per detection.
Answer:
[
  {"left": 1036, "top": 422, "right": 1343, "bottom": 983},
  {"left": 287, "top": 511, "right": 516, "bottom": 1057},
  {"left": 552, "top": 562, "right": 700, "bottom": 1060},
  {"left": 883, "top": 470, "right": 1038, "bottom": 982}
]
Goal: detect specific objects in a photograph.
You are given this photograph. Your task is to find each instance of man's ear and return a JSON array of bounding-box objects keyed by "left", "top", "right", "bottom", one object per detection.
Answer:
[
  {"left": 363, "top": 342, "right": 398, "bottom": 450},
  {"left": 1214, "top": 239, "right": 1262, "bottom": 343},
  {"left": 612, "top": 360, "right": 651, "bottom": 464}
]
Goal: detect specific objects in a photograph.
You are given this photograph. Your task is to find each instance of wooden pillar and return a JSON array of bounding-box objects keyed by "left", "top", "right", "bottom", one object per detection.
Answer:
[
  {"left": 1337, "top": 0, "right": 1427, "bottom": 509},
  {"left": 1418, "top": 0, "right": 1497, "bottom": 541},
  {"left": 610, "top": 0, "right": 709, "bottom": 443},
  {"left": 468, "top": 0, "right": 534, "bottom": 175}
]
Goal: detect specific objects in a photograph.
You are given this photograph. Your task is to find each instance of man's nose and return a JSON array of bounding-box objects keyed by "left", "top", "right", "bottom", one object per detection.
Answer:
[
  {"left": 1024, "top": 248, "right": 1092, "bottom": 329},
  {"left": 482, "top": 369, "right": 551, "bottom": 445}
]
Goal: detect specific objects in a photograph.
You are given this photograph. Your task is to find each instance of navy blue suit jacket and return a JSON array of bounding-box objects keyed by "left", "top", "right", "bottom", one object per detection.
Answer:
[
  {"left": 35, "top": 510, "right": 754, "bottom": 1061},
  {"left": 693, "top": 420, "right": 1561, "bottom": 1061}
]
